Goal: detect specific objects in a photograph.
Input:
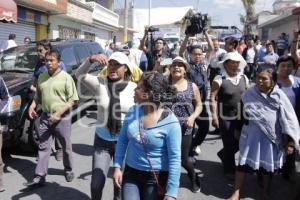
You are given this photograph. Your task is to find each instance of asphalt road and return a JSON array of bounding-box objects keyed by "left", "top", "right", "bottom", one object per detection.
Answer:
[{"left": 1, "top": 109, "right": 293, "bottom": 200}]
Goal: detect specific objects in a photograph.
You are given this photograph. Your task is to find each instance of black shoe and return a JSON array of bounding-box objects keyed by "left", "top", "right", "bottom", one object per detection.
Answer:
[
  {"left": 191, "top": 181, "right": 200, "bottom": 193},
  {"left": 195, "top": 172, "right": 201, "bottom": 187},
  {"left": 210, "top": 128, "right": 220, "bottom": 135},
  {"left": 217, "top": 149, "right": 223, "bottom": 161},
  {"left": 65, "top": 171, "right": 74, "bottom": 182},
  {"left": 24, "top": 175, "right": 45, "bottom": 187}
]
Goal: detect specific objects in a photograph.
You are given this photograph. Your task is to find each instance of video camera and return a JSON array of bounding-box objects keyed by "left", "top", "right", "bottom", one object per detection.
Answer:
[
  {"left": 148, "top": 26, "right": 159, "bottom": 33},
  {"left": 185, "top": 12, "right": 208, "bottom": 36}
]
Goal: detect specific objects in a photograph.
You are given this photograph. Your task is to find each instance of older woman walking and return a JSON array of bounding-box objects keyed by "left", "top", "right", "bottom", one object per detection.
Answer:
[
  {"left": 230, "top": 67, "right": 300, "bottom": 200},
  {"left": 210, "top": 52, "right": 248, "bottom": 178}
]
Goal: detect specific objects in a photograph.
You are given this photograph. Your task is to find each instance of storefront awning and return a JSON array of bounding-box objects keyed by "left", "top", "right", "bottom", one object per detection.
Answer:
[
  {"left": 0, "top": 0, "right": 17, "bottom": 23},
  {"left": 293, "top": 7, "right": 300, "bottom": 15}
]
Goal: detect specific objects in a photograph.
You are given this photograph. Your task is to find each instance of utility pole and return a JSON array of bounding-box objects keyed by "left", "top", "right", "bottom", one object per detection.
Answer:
[
  {"left": 123, "top": 0, "right": 128, "bottom": 43},
  {"left": 197, "top": 0, "right": 200, "bottom": 12},
  {"left": 148, "top": 0, "right": 151, "bottom": 26}
]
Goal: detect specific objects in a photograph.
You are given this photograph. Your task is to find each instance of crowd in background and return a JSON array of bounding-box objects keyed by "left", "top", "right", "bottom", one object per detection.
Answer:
[{"left": 1, "top": 27, "right": 300, "bottom": 200}]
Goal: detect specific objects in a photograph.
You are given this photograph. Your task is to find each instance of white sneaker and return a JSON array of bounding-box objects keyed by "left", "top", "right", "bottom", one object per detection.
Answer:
[{"left": 195, "top": 146, "right": 201, "bottom": 154}]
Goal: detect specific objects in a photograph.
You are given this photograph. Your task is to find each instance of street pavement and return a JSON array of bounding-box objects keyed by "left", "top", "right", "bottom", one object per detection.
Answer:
[{"left": 1, "top": 109, "right": 293, "bottom": 200}]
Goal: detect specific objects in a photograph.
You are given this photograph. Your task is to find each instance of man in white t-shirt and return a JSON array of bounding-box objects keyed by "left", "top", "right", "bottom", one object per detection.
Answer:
[
  {"left": 6, "top": 34, "right": 17, "bottom": 50},
  {"left": 0, "top": 34, "right": 17, "bottom": 52},
  {"left": 209, "top": 38, "right": 226, "bottom": 84},
  {"left": 242, "top": 39, "right": 257, "bottom": 80}
]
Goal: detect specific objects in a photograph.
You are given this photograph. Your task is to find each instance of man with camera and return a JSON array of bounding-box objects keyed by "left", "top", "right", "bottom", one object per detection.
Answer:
[{"left": 139, "top": 26, "right": 171, "bottom": 73}]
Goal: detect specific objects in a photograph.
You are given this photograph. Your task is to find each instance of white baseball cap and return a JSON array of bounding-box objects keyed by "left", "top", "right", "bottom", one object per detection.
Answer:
[
  {"left": 108, "top": 52, "right": 130, "bottom": 67},
  {"left": 108, "top": 52, "right": 134, "bottom": 74}
]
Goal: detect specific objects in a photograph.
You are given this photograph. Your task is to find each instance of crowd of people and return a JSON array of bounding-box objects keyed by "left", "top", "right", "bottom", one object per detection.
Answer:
[{"left": 0, "top": 28, "right": 300, "bottom": 200}]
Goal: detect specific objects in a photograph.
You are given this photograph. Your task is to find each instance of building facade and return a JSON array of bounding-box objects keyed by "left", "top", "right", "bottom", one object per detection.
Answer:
[
  {"left": 0, "top": 0, "right": 119, "bottom": 49},
  {"left": 258, "top": 0, "right": 300, "bottom": 41},
  {"left": 0, "top": 0, "right": 67, "bottom": 45}
]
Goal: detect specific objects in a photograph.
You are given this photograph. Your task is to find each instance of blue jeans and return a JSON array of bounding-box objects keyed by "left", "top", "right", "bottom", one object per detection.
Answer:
[{"left": 122, "top": 165, "right": 168, "bottom": 200}]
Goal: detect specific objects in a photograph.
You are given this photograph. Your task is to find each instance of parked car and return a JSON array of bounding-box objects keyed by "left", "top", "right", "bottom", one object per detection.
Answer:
[{"left": 0, "top": 39, "right": 104, "bottom": 151}]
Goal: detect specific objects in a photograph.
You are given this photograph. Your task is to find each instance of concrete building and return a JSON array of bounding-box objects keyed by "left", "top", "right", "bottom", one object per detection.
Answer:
[
  {"left": 48, "top": 0, "right": 93, "bottom": 40},
  {"left": 0, "top": 0, "right": 67, "bottom": 45},
  {"left": 257, "top": 0, "right": 300, "bottom": 41},
  {"left": 49, "top": 0, "right": 119, "bottom": 48},
  {"left": 0, "top": 0, "right": 119, "bottom": 48},
  {"left": 85, "top": 0, "right": 119, "bottom": 47}
]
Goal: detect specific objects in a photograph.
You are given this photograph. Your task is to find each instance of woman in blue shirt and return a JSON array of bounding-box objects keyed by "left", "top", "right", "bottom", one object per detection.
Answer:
[{"left": 113, "top": 72, "right": 182, "bottom": 200}]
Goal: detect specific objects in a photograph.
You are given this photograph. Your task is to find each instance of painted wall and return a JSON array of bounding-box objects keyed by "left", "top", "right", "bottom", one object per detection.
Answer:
[
  {"left": 259, "top": 17, "right": 298, "bottom": 42},
  {"left": 48, "top": 15, "right": 83, "bottom": 39}
]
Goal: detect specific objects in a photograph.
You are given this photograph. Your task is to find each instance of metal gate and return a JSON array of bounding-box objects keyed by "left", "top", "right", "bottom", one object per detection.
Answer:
[{"left": 0, "top": 22, "right": 35, "bottom": 45}]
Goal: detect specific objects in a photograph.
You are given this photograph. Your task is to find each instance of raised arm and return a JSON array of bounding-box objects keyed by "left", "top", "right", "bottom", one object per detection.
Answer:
[
  {"left": 204, "top": 30, "right": 213, "bottom": 63},
  {"left": 139, "top": 27, "right": 149, "bottom": 53},
  {"left": 179, "top": 35, "right": 189, "bottom": 57},
  {"left": 75, "top": 54, "right": 107, "bottom": 94}
]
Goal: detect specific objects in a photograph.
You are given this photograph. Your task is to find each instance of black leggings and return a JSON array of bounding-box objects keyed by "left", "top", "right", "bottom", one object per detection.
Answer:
[{"left": 181, "top": 134, "right": 196, "bottom": 181}]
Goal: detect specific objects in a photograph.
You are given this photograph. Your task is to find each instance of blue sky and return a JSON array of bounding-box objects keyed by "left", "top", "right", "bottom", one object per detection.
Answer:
[{"left": 126, "top": 0, "right": 275, "bottom": 28}]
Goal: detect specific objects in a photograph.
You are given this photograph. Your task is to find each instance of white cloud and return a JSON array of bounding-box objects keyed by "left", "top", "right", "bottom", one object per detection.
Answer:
[
  {"left": 214, "top": 0, "right": 242, "bottom": 9},
  {"left": 256, "top": 0, "right": 274, "bottom": 12},
  {"left": 213, "top": 0, "right": 274, "bottom": 11}
]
